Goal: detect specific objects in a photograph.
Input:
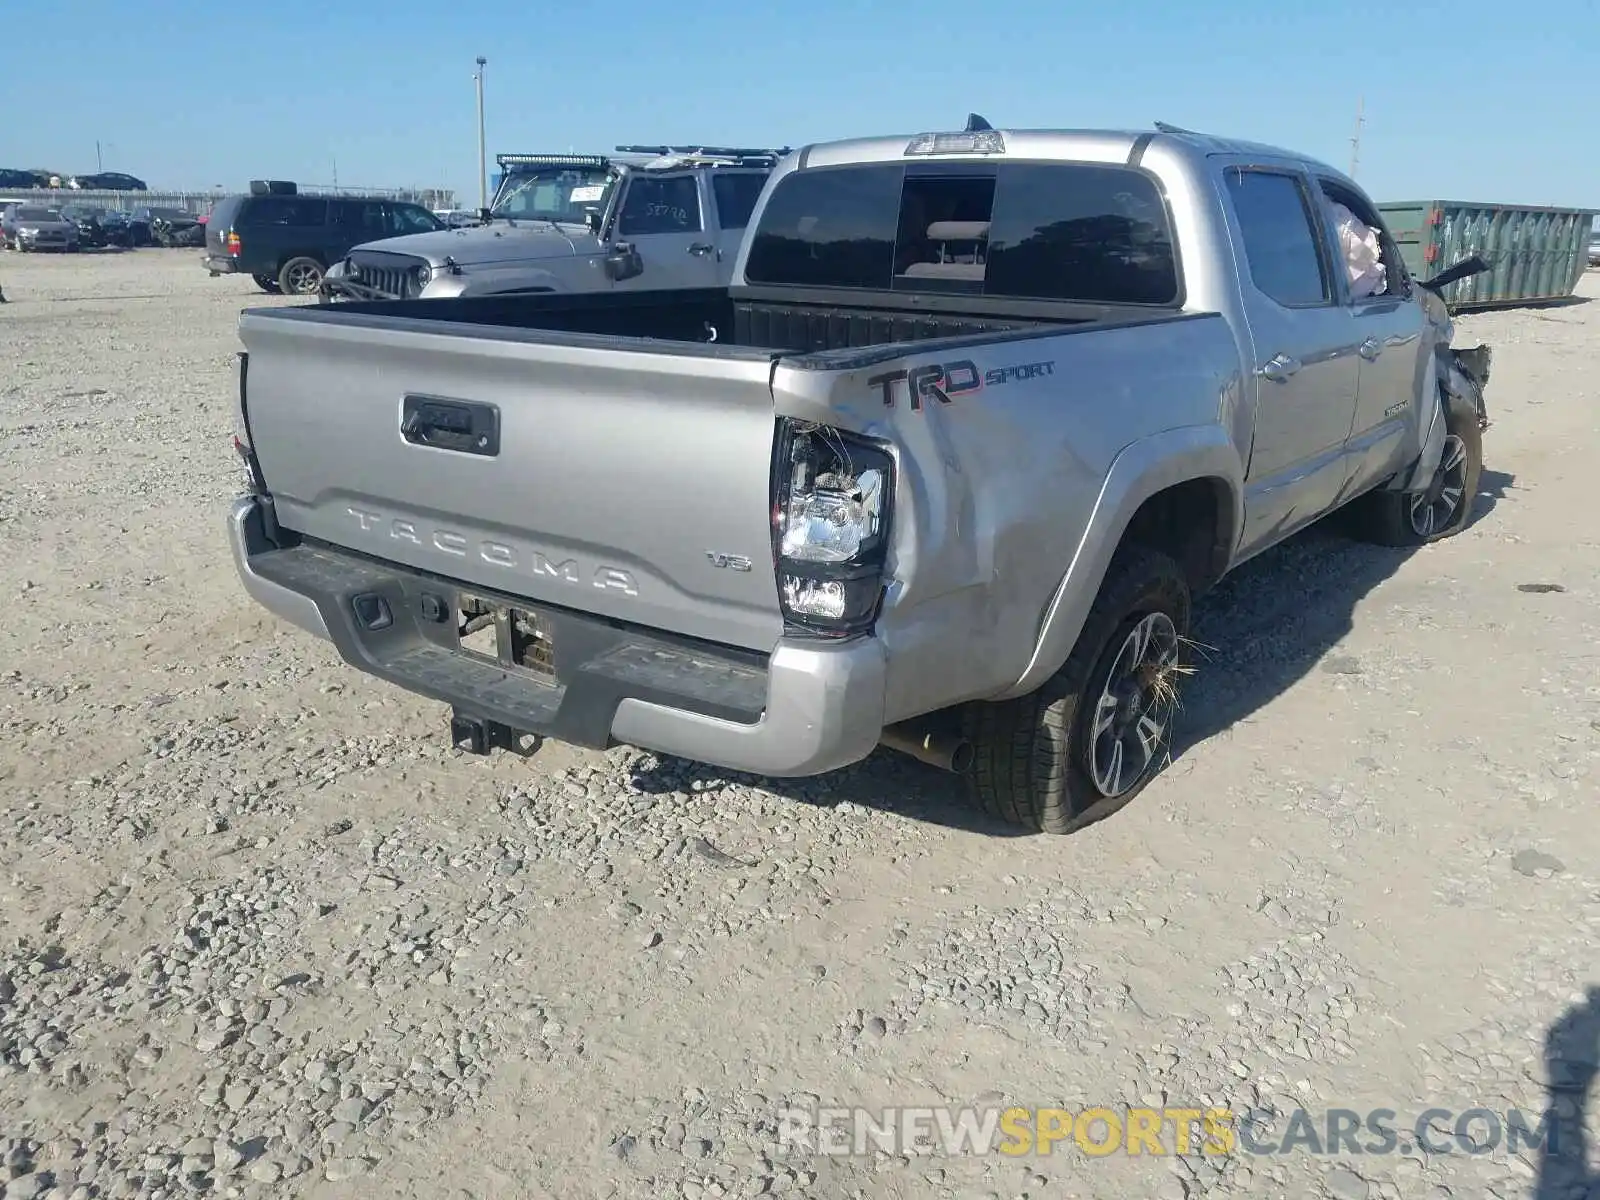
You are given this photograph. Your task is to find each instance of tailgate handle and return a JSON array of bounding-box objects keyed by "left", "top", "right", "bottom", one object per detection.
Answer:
[{"left": 400, "top": 395, "right": 500, "bottom": 457}]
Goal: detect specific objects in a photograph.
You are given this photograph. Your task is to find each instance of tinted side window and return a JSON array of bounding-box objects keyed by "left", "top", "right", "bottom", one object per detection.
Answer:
[
  {"left": 743, "top": 164, "right": 903, "bottom": 288},
  {"left": 710, "top": 173, "right": 769, "bottom": 231},
  {"left": 390, "top": 204, "right": 441, "bottom": 235},
  {"left": 1225, "top": 169, "right": 1330, "bottom": 307},
  {"left": 617, "top": 176, "right": 702, "bottom": 236},
  {"left": 242, "top": 197, "right": 328, "bottom": 227},
  {"left": 332, "top": 201, "right": 388, "bottom": 237},
  {"left": 985, "top": 165, "right": 1179, "bottom": 304}
]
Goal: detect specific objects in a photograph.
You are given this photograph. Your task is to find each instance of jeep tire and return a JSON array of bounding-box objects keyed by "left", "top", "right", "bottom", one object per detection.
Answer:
[{"left": 964, "top": 546, "right": 1192, "bottom": 835}]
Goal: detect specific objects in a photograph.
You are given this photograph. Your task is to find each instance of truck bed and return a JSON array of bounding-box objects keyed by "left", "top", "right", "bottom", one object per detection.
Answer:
[
  {"left": 236, "top": 284, "right": 1205, "bottom": 658},
  {"left": 295, "top": 285, "right": 1177, "bottom": 357}
]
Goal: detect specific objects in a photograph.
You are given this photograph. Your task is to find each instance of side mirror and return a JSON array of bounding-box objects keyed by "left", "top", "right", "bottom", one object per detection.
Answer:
[
  {"left": 1418, "top": 253, "right": 1491, "bottom": 295},
  {"left": 584, "top": 208, "right": 602, "bottom": 235},
  {"left": 604, "top": 243, "right": 643, "bottom": 282}
]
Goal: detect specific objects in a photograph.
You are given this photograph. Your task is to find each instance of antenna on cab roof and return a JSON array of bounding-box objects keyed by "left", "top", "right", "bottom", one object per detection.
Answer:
[{"left": 965, "top": 113, "right": 994, "bottom": 132}]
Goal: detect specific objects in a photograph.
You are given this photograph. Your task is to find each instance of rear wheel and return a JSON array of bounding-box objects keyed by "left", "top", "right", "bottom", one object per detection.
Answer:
[
  {"left": 1352, "top": 393, "right": 1483, "bottom": 546},
  {"left": 278, "top": 257, "right": 324, "bottom": 296},
  {"left": 963, "top": 546, "right": 1192, "bottom": 834}
]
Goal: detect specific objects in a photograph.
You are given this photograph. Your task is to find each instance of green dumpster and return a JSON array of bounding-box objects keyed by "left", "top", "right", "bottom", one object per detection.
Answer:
[{"left": 1376, "top": 200, "right": 1597, "bottom": 310}]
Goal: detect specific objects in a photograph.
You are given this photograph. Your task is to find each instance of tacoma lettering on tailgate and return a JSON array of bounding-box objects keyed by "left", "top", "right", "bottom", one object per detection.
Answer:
[{"left": 344, "top": 506, "right": 639, "bottom": 596}]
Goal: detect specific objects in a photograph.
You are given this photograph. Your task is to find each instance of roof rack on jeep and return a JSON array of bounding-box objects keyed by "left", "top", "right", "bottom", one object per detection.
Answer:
[{"left": 613, "top": 145, "right": 792, "bottom": 168}]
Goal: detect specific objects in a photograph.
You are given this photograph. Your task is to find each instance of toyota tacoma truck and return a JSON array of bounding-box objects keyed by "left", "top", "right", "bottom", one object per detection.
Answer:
[
  {"left": 227, "top": 116, "right": 1493, "bottom": 834},
  {"left": 318, "top": 146, "right": 784, "bottom": 302}
]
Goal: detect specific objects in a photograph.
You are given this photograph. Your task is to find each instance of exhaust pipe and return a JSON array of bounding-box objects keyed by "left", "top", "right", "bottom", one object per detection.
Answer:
[{"left": 879, "top": 719, "right": 974, "bottom": 774}]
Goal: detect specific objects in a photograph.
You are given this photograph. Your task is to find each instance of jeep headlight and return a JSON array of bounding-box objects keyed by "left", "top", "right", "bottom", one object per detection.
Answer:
[{"left": 414, "top": 263, "right": 433, "bottom": 289}]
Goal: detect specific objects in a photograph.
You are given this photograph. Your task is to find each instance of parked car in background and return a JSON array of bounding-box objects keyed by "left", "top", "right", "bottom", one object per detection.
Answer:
[
  {"left": 321, "top": 146, "right": 782, "bottom": 302},
  {"left": 57, "top": 204, "right": 109, "bottom": 248},
  {"left": 151, "top": 208, "right": 205, "bottom": 247},
  {"left": 68, "top": 172, "right": 148, "bottom": 192},
  {"left": 1, "top": 203, "right": 78, "bottom": 251},
  {"left": 99, "top": 210, "right": 134, "bottom": 247},
  {"left": 203, "top": 188, "right": 447, "bottom": 295},
  {"left": 125, "top": 206, "right": 191, "bottom": 247},
  {"left": 1588, "top": 229, "right": 1600, "bottom": 267}
]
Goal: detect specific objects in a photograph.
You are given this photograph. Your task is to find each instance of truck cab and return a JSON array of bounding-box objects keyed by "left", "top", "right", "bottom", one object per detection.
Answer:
[{"left": 321, "top": 146, "right": 784, "bottom": 302}]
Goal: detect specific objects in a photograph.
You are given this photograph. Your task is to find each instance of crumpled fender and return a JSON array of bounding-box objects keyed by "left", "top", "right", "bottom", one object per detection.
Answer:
[{"left": 1392, "top": 349, "right": 1487, "bottom": 492}]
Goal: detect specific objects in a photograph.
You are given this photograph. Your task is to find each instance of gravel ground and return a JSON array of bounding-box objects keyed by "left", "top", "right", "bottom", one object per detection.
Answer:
[{"left": 1, "top": 250, "right": 1597, "bottom": 1200}]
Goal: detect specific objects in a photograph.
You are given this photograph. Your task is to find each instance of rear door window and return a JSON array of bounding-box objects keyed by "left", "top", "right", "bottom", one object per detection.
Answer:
[
  {"left": 709, "top": 172, "right": 770, "bottom": 231},
  {"left": 1223, "top": 168, "right": 1331, "bottom": 307},
  {"left": 743, "top": 161, "right": 1180, "bottom": 305},
  {"left": 331, "top": 201, "right": 389, "bottom": 238},
  {"left": 241, "top": 197, "right": 328, "bottom": 227}
]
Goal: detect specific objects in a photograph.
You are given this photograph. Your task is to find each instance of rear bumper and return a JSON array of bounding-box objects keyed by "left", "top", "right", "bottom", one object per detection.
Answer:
[
  {"left": 203, "top": 255, "right": 238, "bottom": 275},
  {"left": 227, "top": 495, "right": 886, "bottom": 777}
]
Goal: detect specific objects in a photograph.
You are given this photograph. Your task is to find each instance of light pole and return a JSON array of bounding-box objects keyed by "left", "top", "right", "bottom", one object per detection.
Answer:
[{"left": 474, "top": 56, "right": 488, "bottom": 218}]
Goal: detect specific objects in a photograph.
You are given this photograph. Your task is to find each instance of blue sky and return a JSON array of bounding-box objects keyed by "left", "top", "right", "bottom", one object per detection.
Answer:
[{"left": 2, "top": 0, "right": 1594, "bottom": 212}]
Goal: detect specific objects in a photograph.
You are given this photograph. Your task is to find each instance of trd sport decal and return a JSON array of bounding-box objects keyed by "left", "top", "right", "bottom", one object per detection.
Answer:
[{"left": 866, "top": 359, "right": 1056, "bottom": 410}]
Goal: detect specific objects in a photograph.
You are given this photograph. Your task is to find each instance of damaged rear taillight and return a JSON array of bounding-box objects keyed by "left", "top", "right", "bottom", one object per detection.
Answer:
[{"left": 770, "top": 420, "right": 894, "bottom": 638}]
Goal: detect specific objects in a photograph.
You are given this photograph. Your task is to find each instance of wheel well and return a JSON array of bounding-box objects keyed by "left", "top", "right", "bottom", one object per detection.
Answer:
[{"left": 1120, "top": 478, "right": 1233, "bottom": 595}]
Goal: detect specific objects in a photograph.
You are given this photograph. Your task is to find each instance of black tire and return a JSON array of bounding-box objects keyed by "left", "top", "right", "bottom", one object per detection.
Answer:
[
  {"left": 1351, "top": 391, "right": 1483, "bottom": 547},
  {"left": 277, "top": 256, "right": 324, "bottom": 296},
  {"left": 253, "top": 274, "right": 282, "bottom": 294},
  {"left": 963, "top": 545, "right": 1192, "bottom": 834}
]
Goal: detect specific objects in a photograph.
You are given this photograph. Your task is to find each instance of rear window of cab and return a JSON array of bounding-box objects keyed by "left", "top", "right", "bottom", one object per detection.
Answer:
[{"left": 743, "top": 161, "right": 1179, "bottom": 306}]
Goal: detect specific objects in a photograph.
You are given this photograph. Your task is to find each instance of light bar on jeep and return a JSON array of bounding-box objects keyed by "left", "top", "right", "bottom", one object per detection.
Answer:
[{"left": 495, "top": 154, "right": 610, "bottom": 168}]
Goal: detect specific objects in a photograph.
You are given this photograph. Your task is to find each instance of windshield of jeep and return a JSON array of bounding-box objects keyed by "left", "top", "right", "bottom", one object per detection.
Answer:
[{"left": 489, "top": 165, "right": 617, "bottom": 224}]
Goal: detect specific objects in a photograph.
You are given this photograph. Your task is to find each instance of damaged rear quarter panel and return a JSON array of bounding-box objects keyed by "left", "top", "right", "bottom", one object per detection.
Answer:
[{"left": 769, "top": 314, "right": 1245, "bottom": 722}]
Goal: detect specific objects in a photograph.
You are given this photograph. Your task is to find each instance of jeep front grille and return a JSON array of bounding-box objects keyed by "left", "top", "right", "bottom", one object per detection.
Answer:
[{"left": 351, "top": 264, "right": 415, "bottom": 299}]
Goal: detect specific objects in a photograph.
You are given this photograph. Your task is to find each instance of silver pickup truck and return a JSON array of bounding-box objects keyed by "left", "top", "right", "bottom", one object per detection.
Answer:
[
  {"left": 320, "top": 147, "right": 782, "bottom": 302},
  {"left": 227, "top": 117, "right": 1492, "bottom": 834}
]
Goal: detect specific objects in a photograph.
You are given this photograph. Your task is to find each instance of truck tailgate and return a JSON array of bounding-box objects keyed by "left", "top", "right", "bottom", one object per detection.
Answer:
[{"left": 238, "top": 311, "right": 787, "bottom": 651}]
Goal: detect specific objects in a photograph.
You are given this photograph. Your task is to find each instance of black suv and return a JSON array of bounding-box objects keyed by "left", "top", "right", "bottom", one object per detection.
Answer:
[{"left": 203, "top": 191, "right": 445, "bottom": 295}]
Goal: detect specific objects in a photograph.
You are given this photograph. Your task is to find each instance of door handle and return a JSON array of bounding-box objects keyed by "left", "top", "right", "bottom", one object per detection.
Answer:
[
  {"left": 688, "top": 242, "right": 715, "bottom": 256},
  {"left": 1359, "top": 337, "right": 1383, "bottom": 361},
  {"left": 1258, "top": 353, "right": 1302, "bottom": 383}
]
